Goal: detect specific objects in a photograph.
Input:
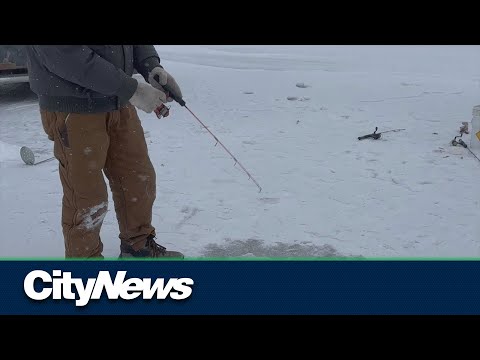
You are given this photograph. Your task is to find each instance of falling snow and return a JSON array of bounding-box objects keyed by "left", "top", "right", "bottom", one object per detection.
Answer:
[{"left": 1, "top": 45, "right": 479, "bottom": 258}]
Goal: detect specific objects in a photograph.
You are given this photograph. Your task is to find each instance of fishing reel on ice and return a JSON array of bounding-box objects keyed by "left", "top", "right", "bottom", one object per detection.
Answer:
[
  {"left": 449, "top": 133, "right": 480, "bottom": 163},
  {"left": 357, "top": 127, "right": 406, "bottom": 141},
  {"left": 358, "top": 127, "right": 382, "bottom": 140},
  {"left": 451, "top": 134, "right": 468, "bottom": 148}
]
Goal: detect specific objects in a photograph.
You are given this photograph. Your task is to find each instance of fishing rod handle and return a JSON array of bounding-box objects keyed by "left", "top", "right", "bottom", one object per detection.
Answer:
[{"left": 153, "top": 75, "right": 186, "bottom": 107}]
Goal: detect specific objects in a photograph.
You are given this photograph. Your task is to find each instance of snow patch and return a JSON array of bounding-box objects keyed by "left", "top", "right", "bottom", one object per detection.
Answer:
[
  {"left": 0, "top": 140, "right": 20, "bottom": 163},
  {"left": 79, "top": 202, "right": 108, "bottom": 231}
]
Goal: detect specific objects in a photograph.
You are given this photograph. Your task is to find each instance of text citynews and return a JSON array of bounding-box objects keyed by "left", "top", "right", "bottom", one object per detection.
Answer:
[{"left": 23, "top": 270, "right": 194, "bottom": 307}]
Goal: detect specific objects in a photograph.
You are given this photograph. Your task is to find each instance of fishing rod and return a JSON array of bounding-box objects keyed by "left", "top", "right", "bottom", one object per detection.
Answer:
[
  {"left": 156, "top": 83, "right": 262, "bottom": 193},
  {"left": 358, "top": 127, "right": 406, "bottom": 141}
]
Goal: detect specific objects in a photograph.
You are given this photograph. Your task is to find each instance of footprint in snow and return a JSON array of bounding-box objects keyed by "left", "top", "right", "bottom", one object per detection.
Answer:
[
  {"left": 296, "top": 82, "right": 310, "bottom": 88},
  {"left": 418, "top": 181, "right": 433, "bottom": 185},
  {"left": 258, "top": 197, "right": 280, "bottom": 205},
  {"left": 287, "top": 96, "right": 310, "bottom": 101}
]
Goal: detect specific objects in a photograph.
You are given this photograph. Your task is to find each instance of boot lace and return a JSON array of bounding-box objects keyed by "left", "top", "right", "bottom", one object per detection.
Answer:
[{"left": 145, "top": 236, "right": 167, "bottom": 257}]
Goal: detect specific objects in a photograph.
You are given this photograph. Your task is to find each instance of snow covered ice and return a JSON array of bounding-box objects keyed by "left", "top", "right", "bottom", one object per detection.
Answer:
[{"left": 1, "top": 45, "right": 479, "bottom": 258}]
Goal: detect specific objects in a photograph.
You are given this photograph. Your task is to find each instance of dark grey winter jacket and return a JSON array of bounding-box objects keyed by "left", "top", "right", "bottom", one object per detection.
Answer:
[{"left": 26, "top": 45, "right": 161, "bottom": 113}]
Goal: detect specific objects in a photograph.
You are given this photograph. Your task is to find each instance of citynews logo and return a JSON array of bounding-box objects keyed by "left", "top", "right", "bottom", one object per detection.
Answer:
[{"left": 23, "top": 270, "right": 194, "bottom": 307}]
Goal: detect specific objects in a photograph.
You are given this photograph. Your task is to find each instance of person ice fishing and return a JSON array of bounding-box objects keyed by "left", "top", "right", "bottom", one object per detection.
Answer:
[{"left": 25, "top": 45, "right": 184, "bottom": 259}]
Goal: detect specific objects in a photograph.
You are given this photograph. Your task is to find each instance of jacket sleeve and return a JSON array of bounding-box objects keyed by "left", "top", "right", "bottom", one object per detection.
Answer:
[
  {"left": 133, "top": 45, "right": 162, "bottom": 82},
  {"left": 31, "top": 45, "right": 138, "bottom": 102}
]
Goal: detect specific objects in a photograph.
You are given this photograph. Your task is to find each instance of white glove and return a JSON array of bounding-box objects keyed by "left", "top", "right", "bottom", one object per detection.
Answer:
[
  {"left": 148, "top": 67, "right": 182, "bottom": 102},
  {"left": 129, "top": 82, "right": 167, "bottom": 113}
]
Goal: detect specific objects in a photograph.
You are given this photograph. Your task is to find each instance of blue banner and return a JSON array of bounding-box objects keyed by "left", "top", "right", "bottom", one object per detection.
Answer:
[{"left": 1, "top": 260, "right": 480, "bottom": 315}]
